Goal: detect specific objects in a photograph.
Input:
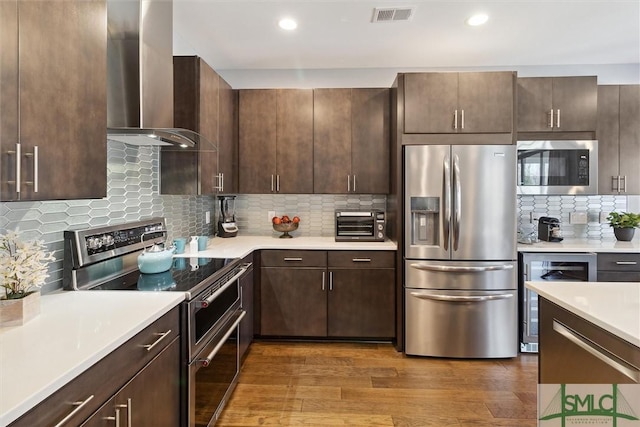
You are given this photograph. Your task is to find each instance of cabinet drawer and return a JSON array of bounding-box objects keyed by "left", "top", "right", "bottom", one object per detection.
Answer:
[
  {"left": 10, "top": 307, "right": 180, "bottom": 427},
  {"left": 261, "top": 250, "right": 327, "bottom": 267},
  {"left": 597, "top": 253, "right": 640, "bottom": 272},
  {"left": 328, "top": 251, "right": 395, "bottom": 268}
]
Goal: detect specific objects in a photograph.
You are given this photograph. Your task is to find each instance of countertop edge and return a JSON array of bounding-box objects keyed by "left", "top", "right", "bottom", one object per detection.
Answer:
[{"left": 525, "top": 281, "right": 640, "bottom": 348}]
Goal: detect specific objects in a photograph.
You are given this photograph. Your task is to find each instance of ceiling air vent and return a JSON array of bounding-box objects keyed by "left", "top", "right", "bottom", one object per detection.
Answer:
[{"left": 372, "top": 7, "right": 414, "bottom": 23}]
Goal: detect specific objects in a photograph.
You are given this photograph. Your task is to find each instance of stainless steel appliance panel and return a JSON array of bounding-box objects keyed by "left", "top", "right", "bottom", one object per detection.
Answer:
[
  {"left": 405, "top": 260, "right": 516, "bottom": 291},
  {"left": 404, "top": 145, "right": 516, "bottom": 261},
  {"left": 405, "top": 288, "right": 518, "bottom": 358}
]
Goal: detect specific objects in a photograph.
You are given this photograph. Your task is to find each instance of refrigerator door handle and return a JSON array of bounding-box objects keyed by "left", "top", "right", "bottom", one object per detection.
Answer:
[
  {"left": 452, "top": 154, "right": 461, "bottom": 251},
  {"left": 410, "top": 263, "right": 514, "bottom": 272},
  {"left": 443, "top": 154, "right": 451, "bottom": 251},
  {"left": 410, "top": 292, "right": 513, "bottom": 302}
]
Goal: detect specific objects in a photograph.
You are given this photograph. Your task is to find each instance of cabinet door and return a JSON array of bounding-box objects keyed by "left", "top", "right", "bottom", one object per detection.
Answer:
[
  {"left": 618, "top": 85, "right": 640, "bottom": 194},
  {"left": 0, "top": 0, "right": 19, "bottom": 199},
  {"left": 328, "top": 268, "right": 395, "bottom": 338},
  {"left": 82, "top": 338, "right": 181, "bottom": 427},
  {"left": 597, "top": 85, "right": 621, "bottom": 194},
  {"left": 276, "top": 89, "right": 314, "bottom": 193},
  {"left": 517, "top": 77, "right": 553, "bottom": 132},
  {"left": 260, "top": 267, "right": 327, "bottom": 336},
  {"left": 197, "top": 60, "right": 220, "bottom": 195},
  {"left": 458, "top": 72, "right": 514, "bottom": 134},
  {"left": 351, "top": 88, "right": 390, "bottom": 194},
  {"left": 404, "top": 73, "right": 458, "bottom": 134},
  {"left": 219, "top": 77, "right": 238, "bottom": 193},
  {"left": 552, "top": 76, "right": 597, "bottom": 132},
  {"left": 239, "top": 90, "right": 277, "bottom": 193},
  {"left": 313, "top": 88, "right": 352, "bottom": 193},
  {"left": 17, "top": 0, "right": 107, "bottom": 200}
]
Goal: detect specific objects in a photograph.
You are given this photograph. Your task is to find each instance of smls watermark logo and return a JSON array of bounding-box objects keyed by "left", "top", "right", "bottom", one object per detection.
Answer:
[{"left": 539, "top": 384, "right": 640, "bottom": 426}]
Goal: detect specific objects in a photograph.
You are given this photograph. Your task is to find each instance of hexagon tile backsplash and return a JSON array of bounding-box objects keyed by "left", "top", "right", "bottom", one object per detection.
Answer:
[{"left": 0, "top": 140, "right": 631, "bottom": 293}]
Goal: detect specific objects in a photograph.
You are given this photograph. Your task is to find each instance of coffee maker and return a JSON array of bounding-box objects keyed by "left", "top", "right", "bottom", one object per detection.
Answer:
[
  {"left": 217, "top": 196, "right": 238, "bottom": 238},
  {"left": 538, "top": 216, "right": 563, "bottom": 242}
]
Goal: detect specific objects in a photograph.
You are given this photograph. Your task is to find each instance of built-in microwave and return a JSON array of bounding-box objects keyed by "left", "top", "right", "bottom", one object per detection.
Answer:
[{"left": 516, "top": 140, "right": 598, "bottom": 195}]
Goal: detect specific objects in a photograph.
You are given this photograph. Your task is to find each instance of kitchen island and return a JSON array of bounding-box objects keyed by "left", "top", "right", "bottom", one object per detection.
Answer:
[{"left": 526, "top": 280, "right": 639, "bottom": 384}]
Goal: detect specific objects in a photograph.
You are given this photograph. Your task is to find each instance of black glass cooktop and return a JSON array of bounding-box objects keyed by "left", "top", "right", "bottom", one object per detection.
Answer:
[{"left": 89, "top": 257, "right": 240, "bottom": 297}]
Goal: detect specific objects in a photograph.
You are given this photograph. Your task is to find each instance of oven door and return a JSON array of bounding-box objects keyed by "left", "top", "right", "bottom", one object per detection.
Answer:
[
  {"left": 516, "top": 140, "right": 597, "bottom": 195},
  {"left": 188, "top": 309, "right": 245, "bottom": 427}
]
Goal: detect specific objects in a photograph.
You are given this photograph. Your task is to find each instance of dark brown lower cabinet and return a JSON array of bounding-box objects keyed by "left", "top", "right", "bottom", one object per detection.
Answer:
[
  {"left": 597, "top": 252, "right": 640, "bottom": 282},
  {"left": 260, "top": 267, "right": 327, "bottom": 337},
  {"left": 81, "top": 338, "right": 181, "bottom": 426},
  {"left": 258, "top": 250, "right": 395, "bottom": 340}
]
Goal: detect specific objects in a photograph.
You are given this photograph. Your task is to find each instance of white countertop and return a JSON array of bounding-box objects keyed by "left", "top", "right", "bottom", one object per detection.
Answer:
[
  {"left": 518, "top": 237, "right": 640, "bottom": 253},
  {"left": 525, "top": 281, "right": 640, "bottom": 348},
  {"left": 175, "top": 235, "right": 398, "bottom": 259},
  {"left": 0, "top": 291, "right": 185, "bottom": 426}
]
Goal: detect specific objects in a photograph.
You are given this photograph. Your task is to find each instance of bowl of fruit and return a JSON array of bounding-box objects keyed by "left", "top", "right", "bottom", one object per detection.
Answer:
[{"left": 272, "top": 215, "right": 300, "bottom": 238}]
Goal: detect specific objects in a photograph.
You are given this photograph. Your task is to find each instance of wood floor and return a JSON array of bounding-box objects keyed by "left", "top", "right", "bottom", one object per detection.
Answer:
[{"left": 219, "top": 341, "right": 538, "bottom": 426}]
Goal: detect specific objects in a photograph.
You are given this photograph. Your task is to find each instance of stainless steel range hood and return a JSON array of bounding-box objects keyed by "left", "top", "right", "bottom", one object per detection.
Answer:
[{"left": 106, "top": 0, "right": 202, "bottom": 148}]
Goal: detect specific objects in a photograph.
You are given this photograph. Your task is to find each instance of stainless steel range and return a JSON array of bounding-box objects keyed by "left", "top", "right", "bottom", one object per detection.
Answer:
[{"left": 63, "top": 218, "right": 250, "bottom": 427}]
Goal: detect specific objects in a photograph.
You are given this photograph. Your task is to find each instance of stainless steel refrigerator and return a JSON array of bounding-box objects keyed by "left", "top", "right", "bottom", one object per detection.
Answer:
[{"left": 404, "top": 145, "right": 518, "bottom": 358}]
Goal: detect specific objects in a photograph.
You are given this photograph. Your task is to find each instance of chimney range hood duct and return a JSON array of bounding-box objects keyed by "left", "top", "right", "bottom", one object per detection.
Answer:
[{"left": 107, "top": 0, "right": 205, "bottom": 148}]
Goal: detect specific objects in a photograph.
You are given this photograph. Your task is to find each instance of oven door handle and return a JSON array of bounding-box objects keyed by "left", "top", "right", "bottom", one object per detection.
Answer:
[
  {"left": 198, "top": 310, "right": 246, "bottom": 368},
  {"left": 198, "top": 266, "right": 248, "bottom": 309}
]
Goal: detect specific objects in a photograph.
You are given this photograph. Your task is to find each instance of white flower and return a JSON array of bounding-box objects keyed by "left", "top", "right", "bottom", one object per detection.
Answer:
[{"left": 0, "top": 230, "right": 56, "bottom": 300}]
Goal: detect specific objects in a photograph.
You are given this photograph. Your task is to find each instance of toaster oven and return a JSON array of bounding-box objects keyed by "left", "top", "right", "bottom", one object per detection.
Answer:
[{"left": 335, "top": 210, "right": 386, "bottom": 242}]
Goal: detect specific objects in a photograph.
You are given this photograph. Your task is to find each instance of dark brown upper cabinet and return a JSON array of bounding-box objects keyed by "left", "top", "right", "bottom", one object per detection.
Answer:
[
  {"left": 314, "top": 88, "right": 390, "bottom": 194},
  {"left": 164, "top": 56, "right": 237, "bottom": 195},
  {"left": 239, "top": 89, "right": 313, "bottom": 194},
  {"left": 597, "top": 85, "right": 640, "bottom": 195},
  {"left": 403, "top": 72, "right": 515, "bottom": 143},
  {"left": 1, "top": 0, "right": 107, "bottom": 201},
  {"left": 517, "top": 76, "right": 598, "bottom": 135}
]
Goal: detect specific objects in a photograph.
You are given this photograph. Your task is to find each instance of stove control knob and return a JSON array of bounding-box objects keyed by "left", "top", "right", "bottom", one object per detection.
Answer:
[
  {"left": 86, "top": 237, "right": 100, "bottom": 250},
  {"left": 101, "top": 234, "right": 115, "bottom": 247}
]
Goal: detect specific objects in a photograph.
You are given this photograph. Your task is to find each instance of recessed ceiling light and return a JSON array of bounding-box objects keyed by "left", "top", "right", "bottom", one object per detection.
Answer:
[
  {"left": 278, "top": 18, "right": 298, "bottom": 31},
  {"left": 466, "top": 13, "right": 489, "bottom": 26}
]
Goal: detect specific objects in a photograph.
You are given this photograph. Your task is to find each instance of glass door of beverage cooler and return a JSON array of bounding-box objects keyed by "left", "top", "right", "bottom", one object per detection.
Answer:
[{"left": 519, "top": 252, "right": 596, "bottom": 352}]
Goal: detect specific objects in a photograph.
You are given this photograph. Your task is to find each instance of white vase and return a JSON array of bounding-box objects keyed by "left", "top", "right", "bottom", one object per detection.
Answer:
[{"left": 0, "top": 291, "right": 41, "bottom": 327}]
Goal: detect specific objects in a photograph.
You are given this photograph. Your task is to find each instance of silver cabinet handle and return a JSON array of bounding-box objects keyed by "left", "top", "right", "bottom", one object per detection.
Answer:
[
  {"left": 220, "top": 173, "right": 224, "bottom": 192},
  {"left": 553, "top": 320, "right": 640, "bottom": 383},
  {"left": 410, "top": 291, "right": 513, "bottom": 302},
  {"left": 548, "top": 109, "right": 554, "bottom": 128},
  {"left": 102, "top": 408, "right": 120, "bottom": 427},
  {"left": 347, "top": 175, "right": 351, "bottom": 192},
  {"left": 115, "top": 398, "right": 132, "bottom": 427},
  {"left": 615, "top": 261, "right": 638, "bottom": 265},
  {"left": 199, "top": 311, "right": 246, "bottom": 367},
  {"left": 53, "top": 394, "right": 95, "bottom": 427},
  {"left": 142, "top": 329, "right": 172, "bottom": 352},
  {"left": 7, "top": 143, "right": 21, "bottom": 194},
  {"left": 556, "top": 109, "right": 560, "bottom": 128},
  {"left": 612, "top": 176, "right": 621, "bottom": 192},
  {"left": 24, "top": 146, "right": 39, "bottom": 192},
  {"left": 352, "top": 175, "right": 356, "bottom": 193},
  {"left": 271, "top": 174, "right": 274, "bottom": 192},
  {"left": 453, "top": 109, "right": 458, "bottom": 129},
  {"left": 329, "top": 271, "right": 333, "bottom": 291},
  {"left": 460, "top": 109, "right": 464, "bottom": 130},
  {"left": 283, "top": 257, "right": 303, "bottom": 262},
  {"left": 352, "top": 258, "right": 371, "bottom": 262},
  {"left": 410, "top": 263, "right": 514, "bottom": 272},
  {"left": 322, "top": 271, "right": 325, "bottom": 291},
  {"left": 622, "top": 175, "right": 627, "bottom": 193},
  {"left": 276, "top": 174, "right": 280, "bottom": 192}
]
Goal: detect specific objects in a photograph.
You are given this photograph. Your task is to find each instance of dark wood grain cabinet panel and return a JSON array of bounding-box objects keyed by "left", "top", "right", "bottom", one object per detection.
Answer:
[
  {"left": 597, "top": 85, "right": 640, "bottom": 195},
  {"left": 81, "top": 338, "right": 181, "bottom": 427},
  {"left": 164, "top": 56, "right": 236, "bottom": 195},
  {"left": 1, "top": 0, "right": 107, "bottom": 201},
  {"left": 258, "top": 250, "right": 395, "bottom": 340},
  {"left": 239, "top": 89, "right": 313, "bottom": 193},
  {"left": 597, "top": 252, "right": 640, "bottom": 282},
  {"left": 517, "top": 76, "right": 597, "bottom": 134},
  {"left": 404, "top": 72, "right": 515, "bottom": 136},
  {"left": 314, "top": 88, "right": 390, "bottom": 194}
]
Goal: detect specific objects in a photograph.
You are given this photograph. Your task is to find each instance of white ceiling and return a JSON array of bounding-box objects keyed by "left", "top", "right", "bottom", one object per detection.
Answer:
[{"left": 172, "top": 0, "right": 640, "bottom": 87}]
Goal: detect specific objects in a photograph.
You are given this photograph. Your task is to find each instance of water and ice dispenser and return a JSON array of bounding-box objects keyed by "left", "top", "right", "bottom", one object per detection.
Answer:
[{"left": 409, "top": 197, "right": 440, "bottom": 246}]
